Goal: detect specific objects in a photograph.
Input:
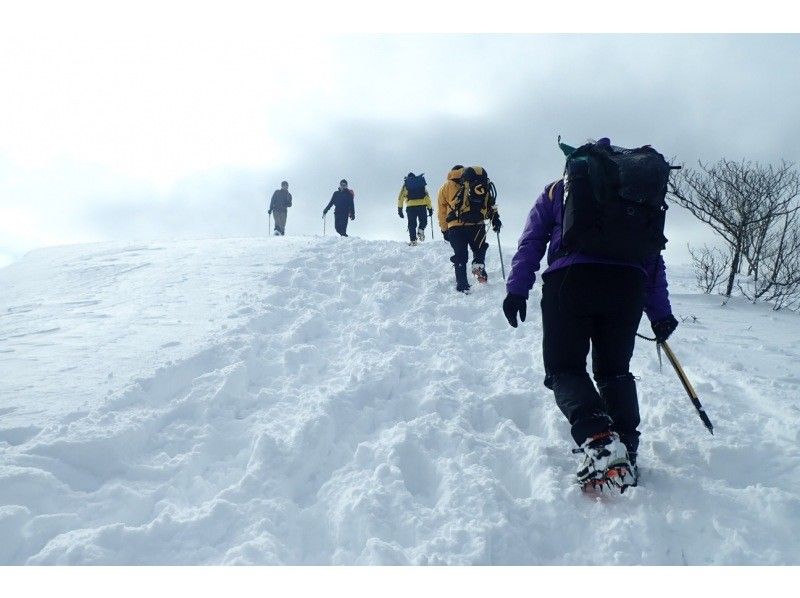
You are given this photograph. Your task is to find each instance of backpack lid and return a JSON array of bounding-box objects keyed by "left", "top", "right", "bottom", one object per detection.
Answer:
[
  {"left": 559, "top": 135, "right": 612, "bottom": 157},
  {"left": 462, "top": 166, "right": 487, "bottom": 180},
  {"left": 406, "top": 172, "right": 427, "bottom": 187}
]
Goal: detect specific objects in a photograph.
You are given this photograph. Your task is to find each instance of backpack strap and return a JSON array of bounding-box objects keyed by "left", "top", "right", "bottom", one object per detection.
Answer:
[{"left": 547, "top": 178, "right": 563, "bottom": 201}]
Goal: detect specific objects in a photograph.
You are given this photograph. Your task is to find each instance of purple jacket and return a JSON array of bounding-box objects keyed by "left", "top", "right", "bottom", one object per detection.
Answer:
[{"left": 506, "top": 179, "right": 672, "bottom": 323}]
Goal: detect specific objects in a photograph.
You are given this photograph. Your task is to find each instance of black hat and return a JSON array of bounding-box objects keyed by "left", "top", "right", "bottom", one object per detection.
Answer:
[
  {"left": 340, "top": 179, "right": 348, "bottom": 185},
  {"left": 281, "top": 181, "right": 288, "bottom": 186}
]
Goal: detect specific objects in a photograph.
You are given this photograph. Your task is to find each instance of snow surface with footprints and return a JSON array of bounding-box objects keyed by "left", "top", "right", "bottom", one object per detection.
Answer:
[{"left": 1, "top": 236, "right": 799, "bottom": 564}]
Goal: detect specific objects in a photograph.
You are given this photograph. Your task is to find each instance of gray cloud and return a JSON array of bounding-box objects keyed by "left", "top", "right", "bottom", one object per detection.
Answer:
[{"left": 4, "top": 34, "right": 800, "bottom": 267}]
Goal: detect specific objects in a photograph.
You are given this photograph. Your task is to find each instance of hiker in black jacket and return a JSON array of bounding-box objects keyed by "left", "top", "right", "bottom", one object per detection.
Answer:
[
  {"left": 323, "top": 179, "right": 356, "bottom": 237},
  {"left": 268, "top": 181, "right": 292, "bottom": 235}
]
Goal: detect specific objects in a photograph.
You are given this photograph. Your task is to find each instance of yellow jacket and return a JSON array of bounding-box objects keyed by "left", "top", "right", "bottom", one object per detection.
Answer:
[
  {"left": 397, "top": 186, "right": 432, "bottom": 209},
  {"left": 437, "top": 167, "right": 464, "bottom": 231}
]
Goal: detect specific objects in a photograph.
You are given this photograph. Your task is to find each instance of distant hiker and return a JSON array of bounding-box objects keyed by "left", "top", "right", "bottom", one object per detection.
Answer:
[
  {"left": 323, "top": 179, "right": 356, "bottom": 237},
  {"left": 437, "top": 165, "right": 502, "bottom": 293},
  {"left": 268, "top": 181, "right": 292, "bottom": 236},
  {"left": 398, "top": 172, "right": 433, "bottom": 245},
  {"left": 502, "top": 137, "right": 680, "bottom": 492}
]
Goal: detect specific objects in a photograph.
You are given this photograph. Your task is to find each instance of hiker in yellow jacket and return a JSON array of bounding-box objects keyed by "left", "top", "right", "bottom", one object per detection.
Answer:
[
  {"left": 397, "top": 172, "right": 433, "bottom": 245},
  {"left": 437, "top": 165, "right": 502, "bottom": 293}
]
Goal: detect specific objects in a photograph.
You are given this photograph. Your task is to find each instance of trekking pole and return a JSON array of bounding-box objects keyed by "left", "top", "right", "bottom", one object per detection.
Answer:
[
  {"left": 496, "top": 230, "right": 506, "bottom": 280},
  {"left": 323, "top": 213, "right": 327, "bottom": 236},
  {"left": 268, "top": 212, "right": 272, "bottom": 236},
  {"left": 660, "top": 340, "right": 715, "bottom": 435}
]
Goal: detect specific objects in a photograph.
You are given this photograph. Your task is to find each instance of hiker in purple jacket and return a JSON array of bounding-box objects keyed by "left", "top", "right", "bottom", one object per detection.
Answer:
[{"left": 502, "top": 138, "right": 679, "bottom": 488}]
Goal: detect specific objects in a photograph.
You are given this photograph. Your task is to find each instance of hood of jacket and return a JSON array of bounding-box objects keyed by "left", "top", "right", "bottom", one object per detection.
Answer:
[{"left": 446, "top": 167, "right": 464, "bottom": 182}]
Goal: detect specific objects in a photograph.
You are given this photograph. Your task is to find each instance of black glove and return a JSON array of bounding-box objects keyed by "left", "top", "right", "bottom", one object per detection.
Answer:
[
  {"left": 428, "top": 208, "right": 433, "bottom": 217},
  {"left": 442, "top": 229, "right": 450, "bottom": 242},
  {"left": 350, "top": 213, "right": 355, "bottom": 220},
  {"left": 398, "top": 207, "right": 404, "bottom": 218},
  {"left": 491, "top": 213, "right": 502, "bottom": 232},
  {"left": 322, "top": 209, "right": 328, "bottom": 217},
  {"left": 651, "top": 314, "right": 679, "bottom": 343},
  {"left": 503, "top": 293, "right": 527, "bottom": 328},
  {"left": 268, "top": 209, "right": 272, "bottom": 215}
]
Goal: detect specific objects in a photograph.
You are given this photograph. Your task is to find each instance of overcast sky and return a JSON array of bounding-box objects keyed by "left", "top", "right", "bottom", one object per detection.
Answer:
[{"left": 2, "top": 22, "right": 799, "bottom": 267}]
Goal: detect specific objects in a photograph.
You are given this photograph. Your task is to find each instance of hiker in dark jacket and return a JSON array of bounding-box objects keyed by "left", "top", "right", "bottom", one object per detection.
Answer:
[
  {"left": 268, "top": 181, "right": 292, "bottom": 236},
  {"left": 502, "top": 137, "right": 679, "bottom": 491},
  {"left": 323, "top": 179, "right": 356, "bottom": 237}
]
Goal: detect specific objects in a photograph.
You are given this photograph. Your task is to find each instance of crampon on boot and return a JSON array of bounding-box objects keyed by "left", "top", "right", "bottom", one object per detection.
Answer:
[
  {"left": 573, "top": 431, "right": 637, "bottom": 493},
  {"left": 471, "top": 263, "right": 488, "bottom": 283},
  {"left": 417, "top": 228, "right": 425, "bottom": 242}
]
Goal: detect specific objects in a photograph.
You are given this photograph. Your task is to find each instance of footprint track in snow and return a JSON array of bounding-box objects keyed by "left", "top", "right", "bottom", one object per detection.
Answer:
[{"left": 3, "top": 237, "right": 799, "bottom": 565}]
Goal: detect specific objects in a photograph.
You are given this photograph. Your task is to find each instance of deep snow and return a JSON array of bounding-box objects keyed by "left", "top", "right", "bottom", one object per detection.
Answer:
[{"left": 1, "top": 236, "right": 799, "bottom": 564}]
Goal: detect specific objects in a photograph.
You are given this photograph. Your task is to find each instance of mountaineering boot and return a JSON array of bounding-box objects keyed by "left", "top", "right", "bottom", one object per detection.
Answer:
[
  {"left": 408, "top": 239, "right": 418, "bottom": 246},
  {"left": 596, "top": 373, "right": 641, "bottom": 461},
  {"left": 417, "top": 228, "right": 425, "bottom": 242},
  {"left": 627, "top": 462, "right": 640, "bottom": 488},
  {"left": 573, "top": 431, "right": 636, "bottom": 492},
  {"left": 471, "top": 263, "right": 488, "bottom": 283}
]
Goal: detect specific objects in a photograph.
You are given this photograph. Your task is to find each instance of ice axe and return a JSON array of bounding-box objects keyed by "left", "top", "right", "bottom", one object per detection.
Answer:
[
  {"left": 659, "top": 341, "right": 714, "bottom": 435},
  {"left": 496, "top": 230, "right": 506, "bottom": 281},
  {"left": 637, "top": 332, "right": 714, "bottom": 435}
]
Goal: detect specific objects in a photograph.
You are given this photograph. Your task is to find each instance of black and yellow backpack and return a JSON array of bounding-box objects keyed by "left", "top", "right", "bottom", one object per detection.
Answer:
[{"left": 447, "top": 166, "right": 497, "bottom": 224}]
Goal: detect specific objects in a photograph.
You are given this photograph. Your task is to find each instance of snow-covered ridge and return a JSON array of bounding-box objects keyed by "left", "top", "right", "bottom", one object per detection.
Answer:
[{"left": 1, "top": 236, "right": 799, "bottom": 564}]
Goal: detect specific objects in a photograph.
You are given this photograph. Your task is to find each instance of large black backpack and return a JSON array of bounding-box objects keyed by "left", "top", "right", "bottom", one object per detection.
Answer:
[
  {"left": 405, "top": 173, "right": 427, "bottom": 200},
  {"left": 447, "top": 166, "right": 497, "bottom": 224},
  {"left": 560, "top": 140, "right": 677, "bottom": 261}
]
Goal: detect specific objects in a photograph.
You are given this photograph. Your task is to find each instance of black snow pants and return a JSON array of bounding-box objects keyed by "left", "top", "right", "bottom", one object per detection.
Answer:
[
  {"left": 540, "top": 264, "right": 645, "bottom": 461},
  {"left": 334, "top": 211, "right": 349, "bottom": 237},
  {"left": 406, "top": 206, "right": 428, "bottom": 242},
  {"left": 447, "top": 224, "right": 488, "bottom": 291}
]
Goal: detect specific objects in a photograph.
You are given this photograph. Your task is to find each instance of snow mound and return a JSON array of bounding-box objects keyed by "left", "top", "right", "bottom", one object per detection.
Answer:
[{"left": 1, "top": 236, "right": 799, "bottom": 564}]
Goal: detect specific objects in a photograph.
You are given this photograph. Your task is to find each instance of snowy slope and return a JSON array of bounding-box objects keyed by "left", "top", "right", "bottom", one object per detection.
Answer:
[{"left": 1, "top": 236, "right": 799, "bottom": 565}]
